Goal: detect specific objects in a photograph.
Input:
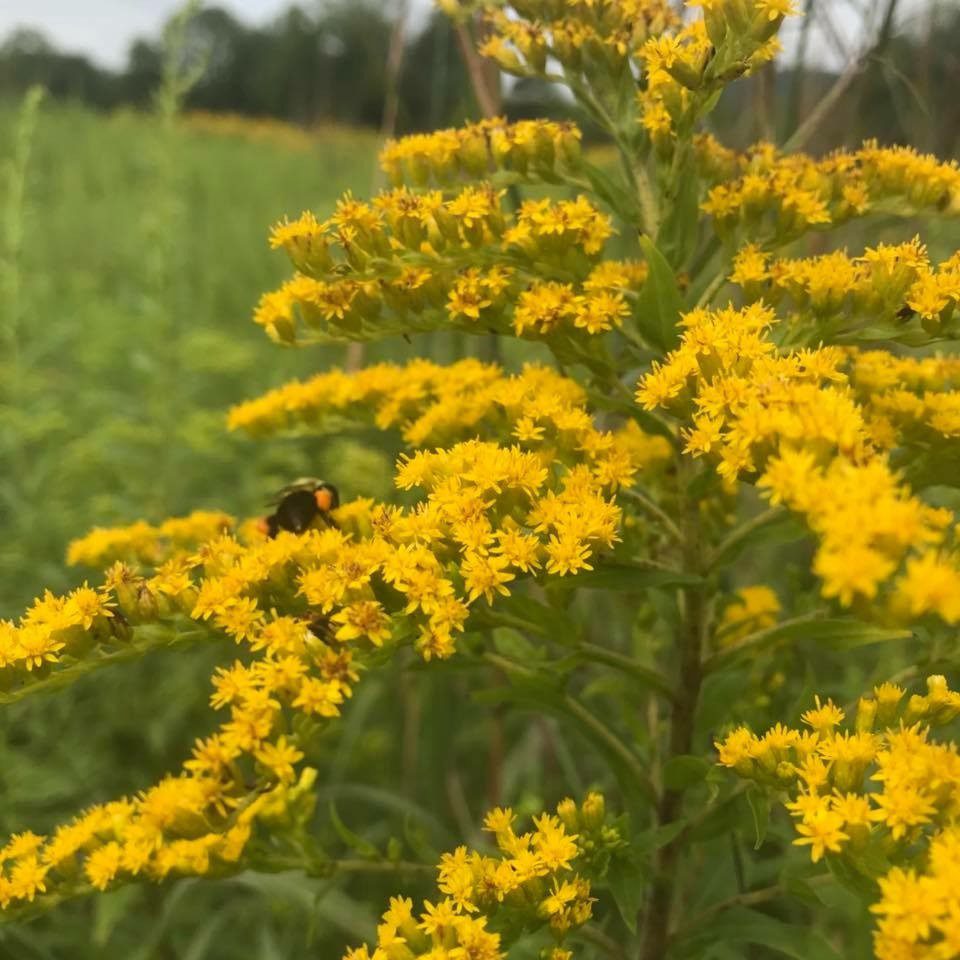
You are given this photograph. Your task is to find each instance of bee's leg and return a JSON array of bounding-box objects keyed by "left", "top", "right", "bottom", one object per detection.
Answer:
[{"left": 318, "top": 513, "right": 340, "bottom": 530}]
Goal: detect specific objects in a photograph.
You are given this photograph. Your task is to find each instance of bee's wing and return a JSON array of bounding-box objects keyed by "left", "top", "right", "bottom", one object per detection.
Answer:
[{"left": 266, "top": 477, "right": 323, "bottom": 506}]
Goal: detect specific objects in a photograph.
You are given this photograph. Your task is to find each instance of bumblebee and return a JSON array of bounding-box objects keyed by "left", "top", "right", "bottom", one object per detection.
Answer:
[{"left": 258, "top": 478, "right": 340, "bottom": 538}]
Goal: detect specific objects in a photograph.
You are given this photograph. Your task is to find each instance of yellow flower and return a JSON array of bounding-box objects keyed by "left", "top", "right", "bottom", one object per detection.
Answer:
[
  {"left": 84, "top": 842, "right": 123, "bottom": 891},
  {"left": 793, "top": 806, "right": 849, "bottom": 862},
  {"left": 292, "top": 678, "right": 346, "bottom": 718},
  {"left": 331, "top": 601, "right": 392, "bottom": 646},
  {"left": 801, "top": 697, "right": 845, "bottom": 736},
  {"left": 255, "top": 737, "right": 304, "bottom": 784},
  {"left": 460, "top": 551, "right": 515, "bottom": 604}
]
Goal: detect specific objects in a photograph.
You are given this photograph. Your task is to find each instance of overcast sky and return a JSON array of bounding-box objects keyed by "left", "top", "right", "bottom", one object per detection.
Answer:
[
  {"left": 0, "top": 1, "right": 431, "bottom": 68},
  {"left": 0, "top": 0, "right": 936, "bottom": 71}
]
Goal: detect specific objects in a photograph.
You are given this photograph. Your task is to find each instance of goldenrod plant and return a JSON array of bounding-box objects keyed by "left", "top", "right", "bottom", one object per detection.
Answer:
[{"left": 2, "top": 1, "right": 960, "bottom": 957}]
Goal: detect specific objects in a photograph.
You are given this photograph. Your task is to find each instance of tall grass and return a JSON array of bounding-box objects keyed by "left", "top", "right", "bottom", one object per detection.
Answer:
[
  {"left": 0, "top": 95, "right": 410, "bottom": 960},
  {"left": 1, "top": 87, "right": 44, "bottom": 586},
  {"left": 0, "top": 102, "right": 389, "bottom": 617}
]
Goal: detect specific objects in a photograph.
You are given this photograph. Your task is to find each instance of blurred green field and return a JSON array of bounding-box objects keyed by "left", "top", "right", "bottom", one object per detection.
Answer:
[
  {"left": 3, "top": 90, "right": 956, "bottom": 959},
  {"left": 0, "top": 102, "right": 391, "bottom": 616},
  {"left": 0, "top": 99, "right": 570, "bottom": 960},
  {"left": 0, "top": 102, "right": 426, "bottom": 958}
]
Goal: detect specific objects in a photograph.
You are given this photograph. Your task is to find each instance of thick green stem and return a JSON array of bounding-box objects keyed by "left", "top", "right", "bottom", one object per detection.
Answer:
[{"left": 639, "top": 463, "right": 708, "bottom": 960}]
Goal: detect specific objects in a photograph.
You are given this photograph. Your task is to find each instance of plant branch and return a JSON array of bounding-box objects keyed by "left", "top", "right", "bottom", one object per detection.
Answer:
[
  {"left": 703, "top": 611, "right": 825, "bottom": 674},
  {"left": 708, "top": 507, "right": 789, "bottom": 570},
  {"left": 577, "top": 923, "right": 631, "bottom": 960},
  {"left": 454, "top": 19, "right": 501, "bottom": 119},
  {"left": 639, "top": 460, "right": 708, "bottom": 960},
  {"left": 682, "top": 874, "right": 832, "bottom": 933},
  {"left": 621, "top": 488, "right": 684, "bottom": 545},
  {"left": 482, "top": 652, "right": 657, "bottom": 803},
  {"left": 0, "top": 624, "right": 211, "bottom": 707},
  {"left": 575, "top": 642, "right": 677, "bottom": 704}
]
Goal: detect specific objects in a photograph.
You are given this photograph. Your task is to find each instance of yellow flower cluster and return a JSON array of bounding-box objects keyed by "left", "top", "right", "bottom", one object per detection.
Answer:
[
  {"left": 0, "top": 767, "right": 316, "bottom": 909},
  {"left": 0, "top": 358, "right": 662, "bottom": 910},
  {"left": 767, "top": 456, "right": 958, "bottom": 615},
  {"left": 638, "top": 4, "right": 787, "bottom": 152},
  {"left": 258, "top": 189, "right": 620, "bottom": 345},
  {"left": 732, "top": 240, "right": 960, "bottom": 340},
  {"left": 0, "top": 534, "right": 369, "bottom": 911},
  {"left": 716, "top": 584, "right": 780, "bottom": 647},
  {"left": 848, "top": 350, "right": 960, "bottom": 443},
  {"left": 636, "top": 303, "right": 960, "bottom": 620},
  {"left": 717, "top": 679, "right": 960, "bottom": 960},
  {"left": 182, "top": 111, "right": 334, "bottom": 152},
  {"left": 704, "top": 141, "right": 960, "bottom": 243},
  {"left": 343, "top": 796, "right": 606, "bottom": 960},
  {"left": 445, "top": 2, "right": 791, "bottom": 156},
  {"left": 0, "top": 583, "right": 119, "bottom": 675},
  {"left": 873, "top": 828, "right": 960, "bottom": 960},
  {"left": 228, "top": 360, "right": 671, "bottom": 484},
  {"left": 380, "top": 117, "right": 582, "bottom": 188},
  {"left": 470, "top": 0, "right": 678, "bottom": 79},
  {"left": 67, "top": 510, "right": 234, "bottom": 568},
  {"left": 694, "top": 131, "right": 742, "bottom": 185}
]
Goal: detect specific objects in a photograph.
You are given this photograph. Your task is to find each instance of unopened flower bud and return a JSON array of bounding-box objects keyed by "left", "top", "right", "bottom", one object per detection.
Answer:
[
  {"left": 855, "top": 696, "right": 877, "bottom": 733},
  {"left": 581, "top": 792, "right": 605, "bottom": 829},
  {"left": 556, "top": 797, "right": 579, "bottom": 832}
]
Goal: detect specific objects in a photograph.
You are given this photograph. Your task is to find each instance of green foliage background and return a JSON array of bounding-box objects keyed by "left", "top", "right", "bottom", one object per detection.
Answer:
[
  {"left": 1, "top": 5, "right": 959, "bottom": 951},
  {"left": 0, "top": 102, "right": 410, "bottom": 958},
  {"left": 0, "top": 98, "right": 574, "bottom": 960}
]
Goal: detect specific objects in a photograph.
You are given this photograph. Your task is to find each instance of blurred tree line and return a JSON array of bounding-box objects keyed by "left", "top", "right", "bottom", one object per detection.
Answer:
[
  {"left": 0, "top": 1, "right": 475, "bottom": 133},
  {"left": 0, "top": 0, "right": 958, "bottom": 147}
]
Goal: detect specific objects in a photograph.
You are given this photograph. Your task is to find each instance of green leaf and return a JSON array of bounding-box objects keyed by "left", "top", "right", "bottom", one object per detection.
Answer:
[
  {"left": 657, "top": 167, "right": 701, "bottom": 269},
  {"left": 746, "top": 787, "right": 770, "bottom": 850},
  {"left": 183, "top": 914, "right": 229, "bottom": 960},
  {"left": 635, "top": 235, "right": 685, "bottom": 353},
  {"left": 663, "top": 755, "right": 711, "bottom": 792},
  {"left": 126, "top": 880, "right": 205, "bottom": 960},
  {"left": 93, "top": 886, "right": 142, "bottom": 947},
  {"left": 472, "top": 669, "right": 565, "bottom": 712},
  {"left": 403, "top": 815, "right": 440, "bottom": 865},
  {"left": 474, "top": 673, "right": 653, "bottom": 809},
  {"left": 711, "top": 617, "right": 914, "bottom": 672},
  {"left": 329, "top": 802, "right": 380, "bottom": 860},
  {"left": 779, "top": 863, "right": 830, "bottom": 908},
  {"left": 582, "top": 160, "right": 643, "bottom": 225},
  {"left": 386, "top": 836, "right": 404, "bottom": 862},
  {"left": 685, "top": 789, "right": 746, "bottom": 843},
  {"left": 477, "top": 592, "right": 575, "bottom": 641},
  {"left": 711, "top": 513, "right": 808, "bottom": 568},
  {"left": 492, "top": 626, "right": 543, "bottom": 661},
  {"left": 605, "top": 852, "right": 649, "bottom": 933},
  {"left": 782, "top": 619, "right": 914, "bottom": 650},
  {"left": 233, "top": 874, "right": 376, "bottom": 941},
  {"left": 567, "top": 564, "right": 701, "bottom": 592},
  {"left": 672, "top": 906, "right": 842, "bottom": 960},
  {"left": 903, "top": 442, "right": 960, "bottom": 491},
  {"left": 824, "top": 855, "right": 881, "bottom": 904},
  {"left": 632, "top": 819, "right": 688, "bottom": 853}
]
